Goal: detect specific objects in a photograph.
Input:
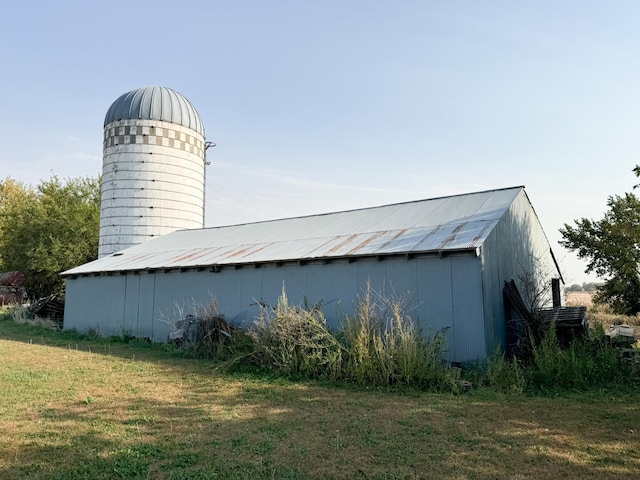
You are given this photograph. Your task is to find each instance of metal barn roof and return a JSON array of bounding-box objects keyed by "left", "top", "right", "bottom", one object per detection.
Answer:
[{"left": 62, "top": 186, "right": 525, "bottom": 276}]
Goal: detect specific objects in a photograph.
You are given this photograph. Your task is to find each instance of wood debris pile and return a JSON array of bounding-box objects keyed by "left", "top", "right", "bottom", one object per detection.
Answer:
[{"left": 28, "top": 294, "right": 65, "bottom": 328}]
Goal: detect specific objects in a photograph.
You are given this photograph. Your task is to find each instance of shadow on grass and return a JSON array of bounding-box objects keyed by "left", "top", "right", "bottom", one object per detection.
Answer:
[{"left": 1, "top": 315, "right": 640, "bottom": 479}]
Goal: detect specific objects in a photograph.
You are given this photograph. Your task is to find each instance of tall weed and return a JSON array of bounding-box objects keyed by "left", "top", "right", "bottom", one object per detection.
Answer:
[
  {"left": 250, "top": 287, "right": 344, "bottom": 379},
  {"left": 526, "top": 325, "right": 629, "bottom": 391},
  {"left": 481, "top": 348, "right": 525, "bottom": 394},
  {"left": 8, "top": 306, "right": 56, "bottom": 329},
  {"left": 340, "top": 283, "right": 459, "bottom": 390}
]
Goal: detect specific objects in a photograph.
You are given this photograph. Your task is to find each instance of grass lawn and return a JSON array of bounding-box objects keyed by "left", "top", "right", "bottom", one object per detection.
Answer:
[{"left": 1, "top": 315, "right": 639, "bottom": 479}]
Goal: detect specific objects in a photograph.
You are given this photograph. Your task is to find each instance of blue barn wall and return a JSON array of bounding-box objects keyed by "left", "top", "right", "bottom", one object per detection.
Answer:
[{"left": 64, "top": 254, "right": 487, "bottom": 362}]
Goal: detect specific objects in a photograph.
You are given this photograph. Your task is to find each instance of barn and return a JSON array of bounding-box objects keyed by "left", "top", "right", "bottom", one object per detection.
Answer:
[{"left": 61, "top": 186, "right": 562, "bottom": 363}]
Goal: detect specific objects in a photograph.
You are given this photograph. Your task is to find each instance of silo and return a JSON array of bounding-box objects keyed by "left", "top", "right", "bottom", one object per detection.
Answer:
[{"left": 99, "top": 86, "right": 207, "bottom": 257}]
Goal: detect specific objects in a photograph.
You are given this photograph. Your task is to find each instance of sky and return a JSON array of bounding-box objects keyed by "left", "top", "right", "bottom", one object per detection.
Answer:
[{"left": 1, "top": 1, "right": 639, "bottom": 285}]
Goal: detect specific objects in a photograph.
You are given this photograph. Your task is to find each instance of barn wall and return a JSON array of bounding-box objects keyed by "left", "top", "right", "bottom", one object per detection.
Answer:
[
  {"left": 480, "top": 190, "right": 561, "bottom": 355},
  {"left": 64, "top": 254, "right": 486, "bottom": 362},
  {"left": 64, "top": 276, "right": 128, "bottom": 335}
]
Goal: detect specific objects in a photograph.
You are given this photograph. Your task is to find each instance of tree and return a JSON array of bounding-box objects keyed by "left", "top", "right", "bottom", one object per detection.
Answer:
[
  {"left": 581, "top": 282, "right": 601, "bottom": 293},
  {"left": 0, "top": 178, "right": 32, "bottom": 273},
  {"left": 559, "top": 168, "right": 640, "bottom": 315},
  {"left": 0, "top": 175, "right": 100, "bottom": 300}
]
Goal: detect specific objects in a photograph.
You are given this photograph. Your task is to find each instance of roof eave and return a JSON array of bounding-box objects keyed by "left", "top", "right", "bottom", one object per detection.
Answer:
[{"left": 61, "top": 247, "right": 481, "bottom": 278}]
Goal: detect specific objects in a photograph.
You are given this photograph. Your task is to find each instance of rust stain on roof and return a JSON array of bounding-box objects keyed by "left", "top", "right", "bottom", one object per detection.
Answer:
[
  {"left": 171, "top": 247, "right": 221, "bottom": 263},
  {"left": 380, "top": 228, "right": 408, "bottom": 249},
  {"left": 439, "top": 223, "right": 466, "bottom": 249},
  {"left": 171, "top": 249, "right": 210, "bottom": 263},
  {"left": 239, "top": 242, "right": 274, "bottom": 258},
  {"left": 324, "top": 234, "right": 359, "bottom": 255},
  {"left": 472, "top": 222, "right": 493, "bottom": 245},
  {"left": 413, "top": 224, "right": 442, "bottom": 250},
  {"left": 429, "top": 224, "right": 442, "bottom": 236},
  {"left": 221, "top": 245, "right": 256, "bottom": 259},
  {"left": 346, "top": 231, "right": 389, "bottom": 255},
  {"left": 62, "top": 188, "right": 525, "bottom": 277},
  {"left": 304, "top": 237, "right": 341, "bottom": 258}
]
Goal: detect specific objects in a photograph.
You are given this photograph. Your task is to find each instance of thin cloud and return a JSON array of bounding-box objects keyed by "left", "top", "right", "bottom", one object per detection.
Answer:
[{"left": 213, "top": 161, "right": 421, "bottom": 197}]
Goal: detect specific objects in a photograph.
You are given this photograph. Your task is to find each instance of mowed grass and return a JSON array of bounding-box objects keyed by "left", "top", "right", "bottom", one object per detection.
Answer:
[{"left": 1, "top": 316, "right": 639, "bottom": 479}]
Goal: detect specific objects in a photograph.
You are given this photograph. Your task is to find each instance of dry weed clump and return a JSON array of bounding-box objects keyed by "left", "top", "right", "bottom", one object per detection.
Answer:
[
  {"left": 567, "top": 293, "right": 640, "bottom": 336},
  {"left": 249, "top": 283, "right": 459, "bottom": 391},
  {"left": 340, "top": 282, "right": 458, "bottom": 390},
  {"left": 8, "top": 306, "right": 56, "bottom": 329},
  {"left": 250, "top": 287, "right": 344, "bottom": 379}
]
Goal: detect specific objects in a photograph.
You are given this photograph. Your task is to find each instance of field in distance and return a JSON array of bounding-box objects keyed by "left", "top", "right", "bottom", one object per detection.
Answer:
[{"left": 566, "top": 291, "right": 594, "bottom": 307}]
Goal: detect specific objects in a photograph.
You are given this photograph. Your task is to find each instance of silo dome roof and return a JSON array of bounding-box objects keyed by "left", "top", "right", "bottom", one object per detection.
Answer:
[{"left": 104, "top": 86, "right": 204, "bottom": 135}]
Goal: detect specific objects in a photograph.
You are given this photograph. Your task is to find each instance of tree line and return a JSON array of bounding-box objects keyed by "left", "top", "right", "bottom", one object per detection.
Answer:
[
  {"left": 0, "top": 175, "right": 100, "bottom": 300},
  {"left": 565, "top": 282, "right": 603, "bottom": 293}
]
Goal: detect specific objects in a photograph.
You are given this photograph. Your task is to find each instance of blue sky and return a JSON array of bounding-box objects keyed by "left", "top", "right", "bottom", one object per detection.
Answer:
[{"left": 1, "top": 1, "right": 639, "bottom": 285}]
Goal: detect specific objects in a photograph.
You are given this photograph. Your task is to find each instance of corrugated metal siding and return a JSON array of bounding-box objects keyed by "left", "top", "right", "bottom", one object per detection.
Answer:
[
  {"left": 63, "top": 187, "right": 522, "bottom": 276},
  {"left": 415, "top": 259, "right": 455, "bottom": 357},
  {"left": 65, "top": 276, "right": 127, "bottom": 335},
  {"left": 413, "top": 256, "right": 486, "bottom": 361},
  {"left": 137, "top": 274, "right": 156, "bottom": 339},
  {"left": 451, "top": 257, "right": 486, "bottom": 361},
  {"left": 480, "top": 190, "right": 562, "bottom": 355},
  {"left": 65, "top": 254, "right": 486, "bottom": 362},
  {"left": 123, "top": 276, "right": 140, "bottom": 335}
]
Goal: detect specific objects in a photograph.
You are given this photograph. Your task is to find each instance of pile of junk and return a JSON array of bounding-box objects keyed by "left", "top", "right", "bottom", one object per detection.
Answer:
[{"left": 0, "top": 271, "right": 27, "bottom": 306}]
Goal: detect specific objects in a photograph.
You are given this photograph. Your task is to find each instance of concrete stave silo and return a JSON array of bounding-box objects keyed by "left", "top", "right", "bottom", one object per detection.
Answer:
[{"left": 99, "top": 86, "right": 207, "bottom": 258}]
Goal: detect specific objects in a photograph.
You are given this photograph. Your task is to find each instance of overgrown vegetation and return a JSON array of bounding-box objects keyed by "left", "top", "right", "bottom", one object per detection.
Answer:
[
  {"left": 339, "top": 284, "right": 458, "bottom": 390},
  {"left": 235, "top": 284, "right": 460, "bottom": 391},
  {"left": 250, "top": 288, "right": 344, "bottom": 379},
  {"left": 474, "top": 348, "right": 526, "bottom": 394},
  {"left": 164, "top": 300, "right": 252, "bottom": 361},
  {"left": 525, "top": 324, "right": 631, "bottom": 392},
  {"left": 5, "top": 304, "right": 57, "bottom": 329},
  {"left": 162, "top": 285, "right": 637, "bottom": 395},
  {"left": 588, "top": 302, "right": 640, "bottom": 327}
]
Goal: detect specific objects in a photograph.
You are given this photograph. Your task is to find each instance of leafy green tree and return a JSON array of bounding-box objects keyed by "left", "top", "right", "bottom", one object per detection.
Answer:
[
  {"left": 0, "top": 178, "right": 32, "bottom": 273},
  {"left": 560, "top": 169, "right": 640, "bottom": 314},
  {"left": 565, "top": 284, "right": 583, "bottom": 292},
  {"left": 0, "top": 175, "right": 100, "bottom": 299}
]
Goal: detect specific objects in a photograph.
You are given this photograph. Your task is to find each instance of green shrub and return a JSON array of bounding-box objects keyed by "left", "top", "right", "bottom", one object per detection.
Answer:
[
  {"left": 526, "top": 325, "right": 630, "bottom": 392},
  {"left": 481, "top": 348, "right": 525, "bottom": 394}
]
